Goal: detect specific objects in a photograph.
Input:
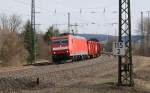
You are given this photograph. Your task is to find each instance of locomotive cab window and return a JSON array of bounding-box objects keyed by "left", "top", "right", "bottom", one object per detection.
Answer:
[
  {"left": 52, "top": 40, "right": 60, "bottom": 44},
  {"left": 52, "top": 39, "right": 68, "bottom": 44},
  {"left": 61, "top": 39, "right": 68, "bottom": 44}
]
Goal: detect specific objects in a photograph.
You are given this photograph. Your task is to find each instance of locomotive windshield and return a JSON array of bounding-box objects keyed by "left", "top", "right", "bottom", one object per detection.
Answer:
[
  {"left": 52, "top": 38, "right": 68, "bottom": 44},
  {"left": 52, "top": 40, "right": 60, "bottom": 44}
]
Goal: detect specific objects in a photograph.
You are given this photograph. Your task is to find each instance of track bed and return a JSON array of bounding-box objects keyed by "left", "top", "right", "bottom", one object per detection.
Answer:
[{"left": 0, "top": 55, "right": 150, "bottom": 93}]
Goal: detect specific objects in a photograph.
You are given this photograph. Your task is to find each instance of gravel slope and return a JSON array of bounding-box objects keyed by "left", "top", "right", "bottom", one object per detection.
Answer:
[{"left": 0, "top": 55, "right": 149, "bottom": 93}]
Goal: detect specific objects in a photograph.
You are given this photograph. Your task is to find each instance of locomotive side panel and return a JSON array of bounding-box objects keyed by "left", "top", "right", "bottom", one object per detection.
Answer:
[{"left": 69, "top": 36, "right": 88, "bottom": 56}]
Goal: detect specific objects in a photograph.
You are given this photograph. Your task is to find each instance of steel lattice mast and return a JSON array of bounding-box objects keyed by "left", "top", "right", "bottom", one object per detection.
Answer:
[
  {"left": 31, "top": 0, "right": 35, "bottom": 35},
  {"left": 118, "top": 0, "right": 134, "bottom": 86},
  {"left": 31, "top": 0, "right": 36, "bottom": 63}
]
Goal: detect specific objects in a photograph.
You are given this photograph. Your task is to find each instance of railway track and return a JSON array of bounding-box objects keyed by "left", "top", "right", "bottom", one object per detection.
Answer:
[
  {"left": 0, "top": 55, "right": 116, "bottom": 92},
  {"left": 0, "top": 55, "right": 113, "bottom": 76}
]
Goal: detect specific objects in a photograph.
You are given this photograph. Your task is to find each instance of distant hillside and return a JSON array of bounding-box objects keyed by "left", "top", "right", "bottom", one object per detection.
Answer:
[
  {"left": 77, "top": 34, "right": 141, "bottom": 42},
  {"left": 77, "top": 34, "right": 113, "bottom": 41}
]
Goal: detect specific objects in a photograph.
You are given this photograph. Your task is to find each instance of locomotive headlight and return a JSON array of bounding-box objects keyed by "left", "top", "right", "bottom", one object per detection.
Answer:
[
  {"left": 53, "top": 52, "right": 56, "bottom": 54},
  {"left": 66, "top": 50, "right": 69, "bottom": 53}
]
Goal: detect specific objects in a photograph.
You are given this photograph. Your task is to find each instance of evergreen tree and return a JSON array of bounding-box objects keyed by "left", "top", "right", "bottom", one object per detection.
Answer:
[
  {"left": 22, "top": 20, "right": 37, "bottom": 64},
  {"left": 44, "top": 26, "right": 60, "bottom": 44},
  {"left": 43, "top": 26, "right": 60, "bottom": 61}
]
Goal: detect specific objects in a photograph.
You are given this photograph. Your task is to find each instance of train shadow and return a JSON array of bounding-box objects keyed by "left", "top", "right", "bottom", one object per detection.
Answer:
[
  {"left": 53, "top": 60, "right": 72, "bottom": 65},
  {"left": 24, "top": 61, "right": 54, "bottom": 66},
  {"left": 32, "top": 62, "right": 53, "bottom": 66},
  {"left": 53, "top": 56, "right": 101, "bottom": 65},
  {"left": 31, "top": 56, "right": 101, "bottom": 66}
]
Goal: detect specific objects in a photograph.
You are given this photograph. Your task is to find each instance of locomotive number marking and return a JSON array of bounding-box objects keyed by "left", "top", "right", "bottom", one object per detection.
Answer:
[{"left": 53, "top": 47, "right": 68, "bottom": 50}]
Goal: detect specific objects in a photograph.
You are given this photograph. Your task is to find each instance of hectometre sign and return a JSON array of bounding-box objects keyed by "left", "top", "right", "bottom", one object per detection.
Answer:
[{"left": 113, "top": 42, "right": 125, "bottom": 56}]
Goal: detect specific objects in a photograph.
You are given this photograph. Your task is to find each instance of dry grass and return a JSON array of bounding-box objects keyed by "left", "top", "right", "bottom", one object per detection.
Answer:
[
  {"left": 0, "top": 30, "right": 28, "bottom": 67},
  {"left": 37, "top": 35, "right": 49, "bottom": 60},
  {"left": 133, "top": 56, "right": 150, "bottom": 92}
]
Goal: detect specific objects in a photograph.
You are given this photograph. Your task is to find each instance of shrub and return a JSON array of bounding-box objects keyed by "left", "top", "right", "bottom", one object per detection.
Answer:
[{"left": 0, "top": 30, "right": 28, "bottom": 67}]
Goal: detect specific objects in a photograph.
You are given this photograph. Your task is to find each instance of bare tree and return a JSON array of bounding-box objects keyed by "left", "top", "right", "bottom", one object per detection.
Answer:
[
  {"left": 137, "top": 17, "right": 150, "bottom": 56},
  {"left": 0, "top": 14, "right": 27, "bottom": 67},
  {"left": 0, "top": 14, "right": 22, "bottom": 32},
  {"left": 0, "top": 14, "right": 9, "bottom": 30},
  {"left": 9, "top": 14, "right": 22, "bottom": 32}
]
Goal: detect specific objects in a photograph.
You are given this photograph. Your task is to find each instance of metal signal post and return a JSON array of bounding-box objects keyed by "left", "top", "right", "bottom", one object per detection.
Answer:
[
  {"left": 118, "top": 0, "right": 134, "bottom": 86},
  {"left": 31, "top": 0, "right": 35, "bottom": 32},
  {"left": 31, "top": 0, "right": 36, "bottom": 63},
  {"left": 68, "top": 12, "right": 71, "bottom": 33}
]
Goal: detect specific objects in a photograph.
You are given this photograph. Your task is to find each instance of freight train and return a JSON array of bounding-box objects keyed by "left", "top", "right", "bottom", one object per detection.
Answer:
[{"left": 49, "top": 34, "right": 102, "bottom": 63}]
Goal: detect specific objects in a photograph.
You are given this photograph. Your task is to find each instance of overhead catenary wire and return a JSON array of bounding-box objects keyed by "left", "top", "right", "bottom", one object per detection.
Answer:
[
  {"left": 13, "top": 0, "right": 53, "bottom": 13},
  {"left": 11, "top": 0, "right": 118, "bottom": 35}
]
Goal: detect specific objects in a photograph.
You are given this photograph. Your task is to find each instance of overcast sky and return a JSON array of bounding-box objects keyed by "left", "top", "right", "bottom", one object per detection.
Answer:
[{"left": 0, "top": 0, "right": 150, "bottom": 35}]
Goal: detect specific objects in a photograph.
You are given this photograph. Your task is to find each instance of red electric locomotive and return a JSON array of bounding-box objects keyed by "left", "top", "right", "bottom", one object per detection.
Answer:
[
  {"left": 50, "top": 34, "right": 102, "bottom": 63},
  {"left": 51, "top": 34, "right": 88, "bottom": 63}
]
